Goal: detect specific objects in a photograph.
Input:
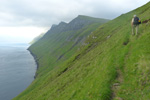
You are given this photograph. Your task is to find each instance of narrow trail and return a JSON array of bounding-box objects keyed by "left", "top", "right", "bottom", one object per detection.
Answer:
[
  {"left": 111, "top": 36, "right": 132, "bottom": 100},
  {"left": 111, "top": 69, "right": 123, "bottom": 100}
]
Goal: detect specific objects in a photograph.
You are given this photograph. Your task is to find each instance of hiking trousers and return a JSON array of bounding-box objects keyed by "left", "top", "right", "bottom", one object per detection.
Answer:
[{"left": 132, "top": 24, "right": 139, "bottom": 35}]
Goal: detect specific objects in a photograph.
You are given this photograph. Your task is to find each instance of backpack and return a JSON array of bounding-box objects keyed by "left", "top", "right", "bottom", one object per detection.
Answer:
[{"left": 133, "top": 17, "right": 141, "bottom": 25}]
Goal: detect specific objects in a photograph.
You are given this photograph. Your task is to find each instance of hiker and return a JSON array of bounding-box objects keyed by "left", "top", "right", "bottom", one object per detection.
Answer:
[{"left": 131, "top": 15, "right": 141, "bottom": 35}]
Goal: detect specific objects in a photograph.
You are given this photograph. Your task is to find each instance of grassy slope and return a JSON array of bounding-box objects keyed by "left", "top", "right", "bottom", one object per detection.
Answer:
[
  {"left": 27, "top": 16, "right": 108, "bottom": 78},
  {"left": 14, "top": 2, "right": 150, "bottom": 100}
]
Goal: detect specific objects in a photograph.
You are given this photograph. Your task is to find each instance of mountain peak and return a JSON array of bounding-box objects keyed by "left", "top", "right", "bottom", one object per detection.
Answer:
[
  {"left": 49, "top": 15, "right": 109, "bottom": 33},
  {"left": 77, "top": 15, "right": 96, "bottom": 19},
  {"left": 51, "top": 24, "right": 57, "bottom": 28},
  {"left": 77, "top": 15, "right": 89, "bottom": 18},
  {"left": 59, "top": 21, "right": 67, "bottom": 25},
  {"left": 67, "top": 15, "right": 109, "bottom": 30}
]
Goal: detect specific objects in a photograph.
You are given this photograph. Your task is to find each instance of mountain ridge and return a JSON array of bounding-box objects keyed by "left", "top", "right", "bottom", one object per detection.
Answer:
[{"left": 46, "top": 15, "right": 109, "bottom": 34}]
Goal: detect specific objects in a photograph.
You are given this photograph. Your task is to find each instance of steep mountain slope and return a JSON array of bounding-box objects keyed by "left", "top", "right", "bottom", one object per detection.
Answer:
[
  {"left": 27, "top": 15, "right": 109, "bottom": 77},
  {"left": 14, "top": 2, "right": 150, "bottom": 100}
]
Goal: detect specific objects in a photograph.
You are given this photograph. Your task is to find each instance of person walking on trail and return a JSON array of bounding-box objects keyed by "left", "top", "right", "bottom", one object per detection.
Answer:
[{"left": 131, "top": 15, "right": 141, "bottom": 35}]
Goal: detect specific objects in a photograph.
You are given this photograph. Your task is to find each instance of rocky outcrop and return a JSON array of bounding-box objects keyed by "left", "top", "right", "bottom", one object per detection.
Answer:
[
  {"left": 50, "top": 21, "right": 68, "bottom": 33},
  {"left": 44, "top": 15, "right": 109, "bottom": 36}
]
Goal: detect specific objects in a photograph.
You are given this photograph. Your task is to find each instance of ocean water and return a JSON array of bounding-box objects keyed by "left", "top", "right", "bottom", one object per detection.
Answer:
[{"left": 0, "top": 43, "right": 36, "bottom": 100}]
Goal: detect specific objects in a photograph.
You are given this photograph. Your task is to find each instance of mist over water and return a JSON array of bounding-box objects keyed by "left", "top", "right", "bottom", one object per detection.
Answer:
[{"left": 0, "top": 43, "right": 36, "bottom": 100}]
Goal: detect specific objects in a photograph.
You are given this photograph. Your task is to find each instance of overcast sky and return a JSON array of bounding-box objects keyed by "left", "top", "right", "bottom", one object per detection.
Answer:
[{"left": 0, "top": 0, "right": 149, "bottom": 43}]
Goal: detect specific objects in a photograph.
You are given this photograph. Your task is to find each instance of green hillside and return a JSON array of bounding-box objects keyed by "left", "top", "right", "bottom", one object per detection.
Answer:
[
  {"left": 14, "top": 2, "right": 150, "bottom": 100},
  {"left": 27, "top": 15, "right": 109, "bottom": 78}
]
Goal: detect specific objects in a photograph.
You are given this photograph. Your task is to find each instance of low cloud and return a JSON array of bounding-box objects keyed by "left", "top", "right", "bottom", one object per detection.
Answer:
[{"left": 0, "top": 0, "right": 149, "bottom": 27}]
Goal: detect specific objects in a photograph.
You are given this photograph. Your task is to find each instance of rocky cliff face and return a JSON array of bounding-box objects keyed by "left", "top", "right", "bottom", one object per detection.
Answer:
[
  {"left": 67, "top": 15, "right": 94, "bottom": 30},
  {"left": 67, "top": 15, "right": 107, "bottom": 30},
  {"left": 44, "top": 15, "right": 109, "bottom": 35},
  {"left": 50, "top": 21, "right": 67, "bottom": 33}
]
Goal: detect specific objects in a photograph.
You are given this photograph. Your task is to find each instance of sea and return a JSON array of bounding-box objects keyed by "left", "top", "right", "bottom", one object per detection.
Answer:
[{"left": 0, "top": 43, "right": 36, "bottom": 100}]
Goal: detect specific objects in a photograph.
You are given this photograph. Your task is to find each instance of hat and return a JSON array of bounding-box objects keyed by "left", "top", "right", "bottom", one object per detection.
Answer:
[{"left": 134, "top": 15, "right": 137, "bottom": 17}]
